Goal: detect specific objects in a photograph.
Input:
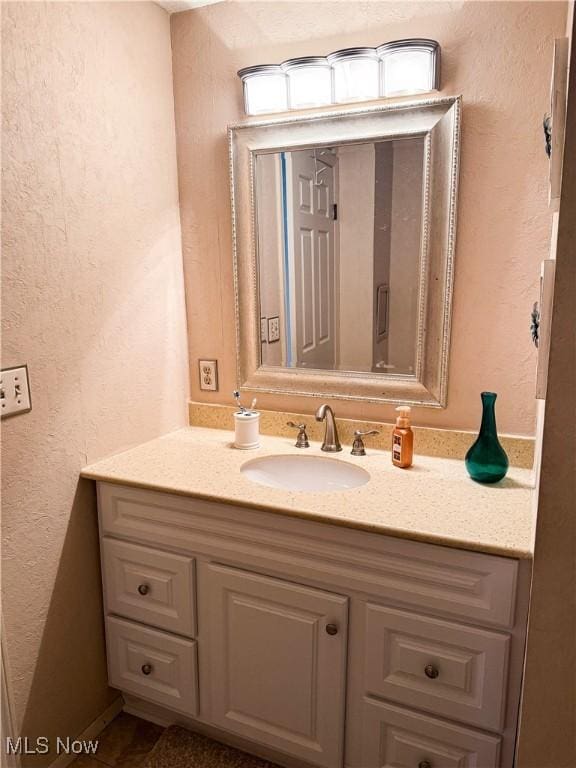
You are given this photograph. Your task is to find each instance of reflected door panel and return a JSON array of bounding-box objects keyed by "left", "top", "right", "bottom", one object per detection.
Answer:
[{"left": 289, "top": 150, "right": 336, "bottom": 369}]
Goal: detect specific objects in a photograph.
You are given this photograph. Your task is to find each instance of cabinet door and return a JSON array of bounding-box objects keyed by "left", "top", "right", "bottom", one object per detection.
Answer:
[{"left": 203, "top": 563, "right": 348, "bottom": 768}]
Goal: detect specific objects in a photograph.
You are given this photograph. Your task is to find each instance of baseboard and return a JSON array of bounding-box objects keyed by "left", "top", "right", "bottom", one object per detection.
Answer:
[
  {"left": 2, "top": 634, "right": 20, "bottom": 768},
  {"left": 49, "top": 697, "right": 123, "bottom": 768}
]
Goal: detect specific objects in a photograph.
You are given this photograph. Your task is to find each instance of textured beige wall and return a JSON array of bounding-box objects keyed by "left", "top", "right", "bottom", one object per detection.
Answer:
[
  {"left": 172, "top": 0, "right": 567, "bottom": 435},
  {"left": 256, "top": 154, "right": 284, "bottom": 367},
  {"left": 1, "top": 2, "right": 188, "bottom": 763},
  {"left": 388, "top": 139, "right": 424, "bottom": 374},
  {"left": 338, "top": 144, "right": 375, "bottom": 370},
  {"left": 517, "top": 6, "right": 576, "bottom": 765}
]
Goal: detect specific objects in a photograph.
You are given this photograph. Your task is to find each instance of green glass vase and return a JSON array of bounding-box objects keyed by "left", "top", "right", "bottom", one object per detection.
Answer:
[{"left": 465, "top": 392, "right": 509, "bottom": 484}]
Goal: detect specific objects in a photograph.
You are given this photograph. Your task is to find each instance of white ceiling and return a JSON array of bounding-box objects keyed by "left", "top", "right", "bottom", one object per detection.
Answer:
[{"left": 155, "top": 0, "right": 224, "bottom": 13}]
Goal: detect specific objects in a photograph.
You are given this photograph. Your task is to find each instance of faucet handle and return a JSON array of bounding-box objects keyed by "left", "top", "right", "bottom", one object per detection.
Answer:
[
  {"left": 351, "top": 429, "right": 379, "bottom": 456},
  {"left": 287, "top": 421, "right": 310, "bottom": 449}
]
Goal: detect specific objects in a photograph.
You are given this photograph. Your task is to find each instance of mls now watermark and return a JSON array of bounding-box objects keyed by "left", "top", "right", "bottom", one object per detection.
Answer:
[{"left": 5, "top": 737, "right": 99, "bottom": 756}]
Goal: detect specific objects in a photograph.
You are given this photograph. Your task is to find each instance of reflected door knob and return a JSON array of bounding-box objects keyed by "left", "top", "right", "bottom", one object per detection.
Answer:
[
  {"left": 326, "top": 623, "right": 338, "bottom": 636},
  {"left": 419, "top": 761, "right": 433, "bottom": 768},
  {"left": 424, "top": 664, "right": 439, "bottom": 679},
  {"left": 137, "top": 584, "right": 150, "bottom": 596},
  {"left": 141, "top": 663, "right": 153, "bottom": 676}
]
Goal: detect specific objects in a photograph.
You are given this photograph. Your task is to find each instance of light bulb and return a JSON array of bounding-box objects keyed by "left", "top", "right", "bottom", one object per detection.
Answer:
[
  {"left": 238, "top": 65, "right": 288, "bottom": 116},
  {"left": 282, "top": 57, "right": 332, "bottom": 110},
  {"left": 328, "top": 48, "right": 380, "bottom": 104},
  {"left": 378, "top": 40, "right": 440, "bottom": 98}
]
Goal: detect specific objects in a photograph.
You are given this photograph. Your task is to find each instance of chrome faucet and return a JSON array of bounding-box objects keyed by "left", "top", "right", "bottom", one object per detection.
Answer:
[{"left": 315, "top": 404, "right": 342, "bottom": 452}]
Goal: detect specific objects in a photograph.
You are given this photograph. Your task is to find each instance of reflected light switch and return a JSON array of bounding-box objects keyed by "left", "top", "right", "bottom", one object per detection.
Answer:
[{"left": 268, "top": 317, "right": 280, "bottom": 343}]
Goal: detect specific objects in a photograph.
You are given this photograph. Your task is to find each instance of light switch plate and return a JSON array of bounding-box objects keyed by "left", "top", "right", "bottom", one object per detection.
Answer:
[
  {"left": 1, "top": 365, "right": 32, "bottom": 418},
  {"left": 268, "top": 316, "right": 280, "bottom": 343},
  {"left": 199, "top": 359, "right": 218, "bottom": 391}
]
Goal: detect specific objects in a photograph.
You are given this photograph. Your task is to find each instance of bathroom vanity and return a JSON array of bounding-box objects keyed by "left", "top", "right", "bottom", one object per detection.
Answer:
[{"left": 82, "top": 427, "right": 534, "bottom": 768}]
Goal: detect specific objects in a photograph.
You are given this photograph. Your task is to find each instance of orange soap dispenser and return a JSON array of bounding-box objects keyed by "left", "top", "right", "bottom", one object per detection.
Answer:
[{"left": 392, "top": 406, "right": 414, "bottom": 468}]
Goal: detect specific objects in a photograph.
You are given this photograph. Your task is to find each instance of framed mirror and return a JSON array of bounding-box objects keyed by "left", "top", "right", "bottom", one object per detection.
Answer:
[{"left": 229, "top": 96, "right": 461, "bottom": 407}]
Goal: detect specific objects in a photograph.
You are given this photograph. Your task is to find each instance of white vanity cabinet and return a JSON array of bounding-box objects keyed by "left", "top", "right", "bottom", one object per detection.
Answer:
[{"left": 96, "top": 481, "right": 530, "bottom": 768}]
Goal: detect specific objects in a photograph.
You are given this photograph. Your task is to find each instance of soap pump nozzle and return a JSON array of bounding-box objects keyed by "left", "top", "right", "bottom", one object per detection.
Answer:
[{"left": 395, "top": 406, "right": 412, "bottom": 428}]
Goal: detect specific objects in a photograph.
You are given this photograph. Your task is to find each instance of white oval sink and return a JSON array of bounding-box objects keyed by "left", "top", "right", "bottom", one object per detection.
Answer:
[{"left": 241, "top": 454, "right": 370, "bottom": 493}]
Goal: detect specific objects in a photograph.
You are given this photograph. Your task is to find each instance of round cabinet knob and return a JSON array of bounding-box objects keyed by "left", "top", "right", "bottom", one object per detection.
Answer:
[
  {"left": 326, "top": 623, "right": 338, "bottom": 636},
  {"left": 141, "top": 663, "right": 153, "bottom": 676},
  {"left": 137, "top": 584, "right": 150, "bottom": 596},
  {"left": 419, "top": 761, "right": 433, "bottom": 768},
  {"left": 424, "top": 664, "right": 439, "bottom": 679}
]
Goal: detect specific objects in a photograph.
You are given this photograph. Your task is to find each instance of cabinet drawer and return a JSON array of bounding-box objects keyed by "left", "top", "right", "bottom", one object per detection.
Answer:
[
  {"left": 364, "top": 604, "right": 510, "bottom": 732},
  {"left": 106, "top": 617, "right": 198, "bottom": 716},
  {"left": 360, "top": 699, "right": 501, "bottom": 768},
  {"left": 102, "top": 537, "right": 196, "bottom": 637}
]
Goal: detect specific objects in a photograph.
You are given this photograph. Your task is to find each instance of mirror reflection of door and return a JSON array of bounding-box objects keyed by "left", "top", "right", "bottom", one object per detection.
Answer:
[
  {"left": 286, "top": 149, "right": 338, "bottom": 369},
  {"left": 255, "top": 136, "right": 424, "bottom": 377}
]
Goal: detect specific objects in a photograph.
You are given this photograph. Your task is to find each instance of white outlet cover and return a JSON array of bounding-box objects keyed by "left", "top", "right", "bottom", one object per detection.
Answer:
[
  {"left": 1, "top": 365, "right": 32, "bottom": 418},
  {"left": 199, "top": 359, "right": 218, "bottom": 391}
]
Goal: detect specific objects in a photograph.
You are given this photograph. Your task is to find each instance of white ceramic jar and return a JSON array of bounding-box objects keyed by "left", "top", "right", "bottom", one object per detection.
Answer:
[{"left": 234, "top": 411, "right": 261, "bottom": 450}]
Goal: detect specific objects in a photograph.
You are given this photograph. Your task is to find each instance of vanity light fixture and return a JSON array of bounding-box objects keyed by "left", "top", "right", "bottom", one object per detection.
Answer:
[
  {"left": 378, "top": 39, "right": 440, "bottom": 97},
  {"left": 328, "top": 47, "right": 380, "bottom": 104},
  {"left": 237, "top": 39, "right": 440, "bottom": 115},
  {"left": 282, "top": 57, "right": 332, "bottom": 110},
  {"left": 237, "top": 64, "right": 288, "bottom": 116}
]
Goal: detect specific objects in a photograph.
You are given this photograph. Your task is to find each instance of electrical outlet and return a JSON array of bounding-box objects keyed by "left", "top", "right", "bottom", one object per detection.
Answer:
[
  {"left": 1, "top": 365, "right": 32, "bottom": 418},
  {"left": 198, "top": 359, "right": 218, "bottom": 391},
  {"left": 268, "top": 316, "right": 280, "bottom": 343}
]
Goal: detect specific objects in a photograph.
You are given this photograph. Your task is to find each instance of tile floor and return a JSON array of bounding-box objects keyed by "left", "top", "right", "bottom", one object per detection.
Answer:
[{"left": 72, "top": 712, "right": 164, "bottom": 768}]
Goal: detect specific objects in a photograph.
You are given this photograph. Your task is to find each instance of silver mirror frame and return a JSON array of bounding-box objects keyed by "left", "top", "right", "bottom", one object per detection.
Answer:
[{"left": 229, "top": 95, "right": 461, "bottom": 408}]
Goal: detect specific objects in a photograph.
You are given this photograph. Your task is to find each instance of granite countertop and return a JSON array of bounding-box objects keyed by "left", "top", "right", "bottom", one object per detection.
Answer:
[{"left": 81, "top": 426, "right": 536, "bottom": 559}]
